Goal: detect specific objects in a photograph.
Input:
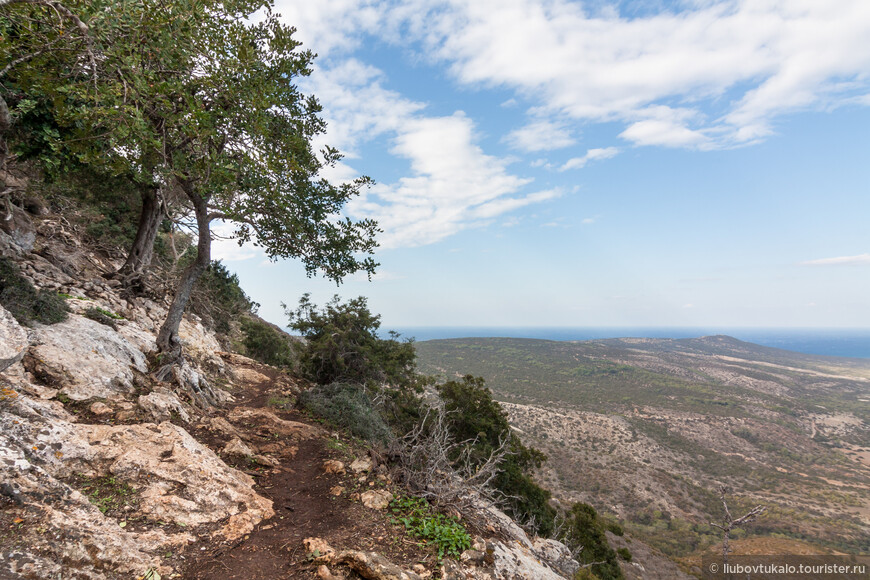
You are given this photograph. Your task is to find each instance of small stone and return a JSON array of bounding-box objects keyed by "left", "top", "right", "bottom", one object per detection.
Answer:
[
  {"left": 349, "top": 457, "right": 372, "bottom": 474},
  {"left": 360, "top": 489, "right": 393, "bottom": 510},
  {"left": 316, "top": 564, "right": 342, "bottom": 580},
  {"left": 223, "top": 437, "right": 255, "bottom": 457},
  {"left": 461, "top": 549, "right": 486, "bottom": 565},
  {"left": 89, "top": 402, "right": 113, "bottom": 415},
  {"left": 322, "top": 460, "right": 345, "bottom": 474},
  {"left": 303, "top": 537, "right": 335, "bottom": 562}
]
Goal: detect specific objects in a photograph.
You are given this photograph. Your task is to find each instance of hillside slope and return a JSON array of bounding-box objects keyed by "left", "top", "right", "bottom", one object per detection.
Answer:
[
  {"left": 0, "top": 199, "right": 586, "bottom": 579},
  {"left": 416, "top": 337, "right": 870, "bottom": 558}
]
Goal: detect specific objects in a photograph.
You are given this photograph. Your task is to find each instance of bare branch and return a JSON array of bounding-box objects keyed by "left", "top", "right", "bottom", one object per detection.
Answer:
[
  {"left": 393, "top": 401, "right": 513, "bottom": 528},
  {"left": 709, "top": 485, "right": 766, "bottom": 565}
]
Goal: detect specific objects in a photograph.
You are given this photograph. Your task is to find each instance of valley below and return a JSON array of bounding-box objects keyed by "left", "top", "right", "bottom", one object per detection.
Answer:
[{"left": 415, "top": 335, "right": 870, "bottom": 561}]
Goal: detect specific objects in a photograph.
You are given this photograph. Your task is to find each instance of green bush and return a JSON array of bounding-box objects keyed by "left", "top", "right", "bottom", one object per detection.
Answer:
[
  {"left": 286, "top": 294, "right": 418, "bottom": 388},
  {"left": 389, "top": 494, "right": 471, "bottom": 560},
  {"left": 558, "top": 502, "right": 623, "bottom": 580},
  {"left": 299, "top": 382, "right": 393, "bottom": 443},
  {"left": 616, "top": 547, "right": 632, "bottom": 562},
  {"left": 241, "top": 318, "right": 295, "bottom": 368},
  {"left": 0, "top": 257, "right": 69, "bottom": 326},
  {"left": 437, "top": 375, "right": 556, "bottom": 536}
]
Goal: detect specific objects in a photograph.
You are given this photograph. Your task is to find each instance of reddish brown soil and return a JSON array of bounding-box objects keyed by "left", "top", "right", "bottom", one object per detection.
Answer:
[{"left": 180, "top": 358, "right": 433, "bottom": 579}]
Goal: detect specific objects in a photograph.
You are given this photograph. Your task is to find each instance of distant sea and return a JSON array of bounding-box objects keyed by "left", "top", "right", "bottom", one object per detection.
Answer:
[{"left": 394, "top": 327, "right": 870, "bottom": 359}]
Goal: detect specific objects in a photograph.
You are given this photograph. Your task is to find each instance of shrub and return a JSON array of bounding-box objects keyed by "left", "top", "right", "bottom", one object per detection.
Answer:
[
  {"left": 299, "top": 382, "right": 393, "bottom": 443},
  {"left": 286, "top": 294, "right": 418, "bottom": 388},
  {"left": 558, "top": 502, "right": 623, "bottom": 580},
  {"left": 617, "top": 547, "right": 632, "bottom": 562},
  {"left": 241, "top": 318, "right": 295, "bottom": 368},
  {"left": 0, "top": 257, "right": 69, "bottom": 326},
  {"left": 437, "top": 375, "right": 556, "bottom": 536},
  {"left": 389, "top": 494, "right": 471, "bottom": 560}
]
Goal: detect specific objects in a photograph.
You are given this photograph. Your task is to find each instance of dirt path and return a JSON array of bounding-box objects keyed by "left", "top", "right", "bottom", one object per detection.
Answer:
[{"left": 180, "top": 356, "right": 431, "bottom": 579}]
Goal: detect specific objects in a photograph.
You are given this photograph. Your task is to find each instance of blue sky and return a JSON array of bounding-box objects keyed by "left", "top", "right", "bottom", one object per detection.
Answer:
[{"left": 214, "top": 0, "right": 870, "bottom": 330}]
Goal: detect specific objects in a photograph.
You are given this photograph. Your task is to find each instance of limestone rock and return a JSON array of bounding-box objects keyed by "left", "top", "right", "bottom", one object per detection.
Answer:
[
  {"left": 317, "top": 564, "right": 345, "bottom": 580},
  {"left": 206, "top": 416, "right": 243, "bottom": 439},
  {"left": 533, "top": 538, "right": 580, "bottom": 577},
  {"left": 0, "top": 394, "right": 192, "bottom": 579},
  {"left": 303, "top": 537, "right": 336, "bottom": 563},
  {"left": 0, "top": 203, "right": 36, "bottom": 252},
  {"left": 26, "top": 314, "right": 148, "bottom": 400},
  {"left": 179, "top": 316, "right": 224, "bottom": 371},
  {"left": 323, "top": 459, "right": 345, "bottom": 474},
  {"left": 441, "top": 504, "right": 576, "bottom": 579},
  {"left": 0, "top": 304, "right": 29, "bottom": 372},
  {"left": 488, "top": 539, "right": 565, "bottom": 580},
  {"left": 350, "top": 457, "right": 373, "bottom": 474},
  {"left": 360, "top": 489, "right": 393, "bottom": 510},
  {"left": 229, "top": 406, "right": 321, "bottom": 440},
  {"left": 336, "top": 550, "right": 424, "bottom": 580},
  {"left": 224, "top": 437, "right": 255, "bottom": 457},
  {"left": 1, "top": 394, "right": 273, "bottom": 539},
  {"left": 89, "top": 401, "right": 113, "bottom": 415},
  {"left": 138, "top": 389, "right": 191, "bottom": 423}
]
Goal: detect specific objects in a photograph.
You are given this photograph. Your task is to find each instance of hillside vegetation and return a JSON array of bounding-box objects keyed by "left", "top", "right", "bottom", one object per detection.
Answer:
[{"left": 416, "top": 336, "right": 870, "bottom": 558}]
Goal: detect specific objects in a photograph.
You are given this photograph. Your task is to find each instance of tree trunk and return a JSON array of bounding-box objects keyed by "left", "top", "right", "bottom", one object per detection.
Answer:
[
  {"left": 113, "top": 185, "right": 162, "bottom": 286},
  {"left": 156, "top": 183, "right": 210, "bottom": 356}
]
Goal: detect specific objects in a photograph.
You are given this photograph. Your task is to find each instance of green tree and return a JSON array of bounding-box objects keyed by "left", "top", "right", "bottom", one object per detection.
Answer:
[{"left": 3, "top": 1, "right": 380, "bottom": 371}]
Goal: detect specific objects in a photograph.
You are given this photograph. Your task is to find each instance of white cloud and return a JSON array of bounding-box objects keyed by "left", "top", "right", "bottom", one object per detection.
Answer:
[
  {"left": 294, "top": 57, "right": 561, "bottom": 250},
  {"left": 800, "top": 253, "right": 870, "bottom": 266},
  {"left": 303, "top": 59, "right": 426, "bottom": 156},
  {"left": 272, "top": 0, "right": 382, "bottom": 57},
  {"left": 560, "top": 147, "right": 620, "bottom": 170},
  {"left": 347, "top": 113, "right": 556, "bottom": 248},
  {"left": 409, "top": 0, "right": 870, "bottom": 148},
  {"left": 619, "top": 119, "right": 708, "bottom": 147},
  {"left": 505, "top": 120, "right": 576, "bottom": 152}
]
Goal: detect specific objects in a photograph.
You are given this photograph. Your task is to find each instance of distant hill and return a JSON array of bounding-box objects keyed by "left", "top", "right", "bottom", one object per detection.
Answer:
[{"left": 415, "top": 336, "right": 870, "bottom": 559}]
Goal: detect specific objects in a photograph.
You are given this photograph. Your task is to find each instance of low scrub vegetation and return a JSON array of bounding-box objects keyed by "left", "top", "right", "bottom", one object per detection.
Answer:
[
  {"left": 240, "top": 318, "right": 295, "bottom": 368},
  {"left": 389, "top": 494, "right": 471, "bottom": 561},
  {"left": 0, "top": 256, "right": 68, "bottom": 326},
  {"left": 299, "top": 382, "right": 393, "bottom": 444}
]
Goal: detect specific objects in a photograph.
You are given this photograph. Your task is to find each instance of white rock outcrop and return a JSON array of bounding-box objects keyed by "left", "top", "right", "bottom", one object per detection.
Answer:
[
  {"left": 0, "top": 304, "right": 29, "bottom": 372},
  {"left": 26, "top": 314, "right": 148, "bottom": 400}
]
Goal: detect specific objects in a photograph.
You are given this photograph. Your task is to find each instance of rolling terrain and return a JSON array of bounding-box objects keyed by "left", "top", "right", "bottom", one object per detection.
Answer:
[{"left": 415, "top": 335, "right": 870, "bottom": 559}]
